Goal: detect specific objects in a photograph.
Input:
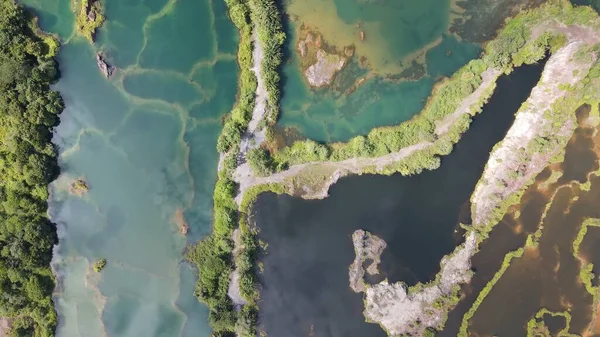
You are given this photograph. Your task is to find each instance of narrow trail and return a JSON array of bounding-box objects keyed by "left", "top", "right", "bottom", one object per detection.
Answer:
[
  {"left": 238, "top": 29, "right": 267, "bottom": 160},
  {"left": 233, "top": 67, "right": 501, "bottom": 204}
]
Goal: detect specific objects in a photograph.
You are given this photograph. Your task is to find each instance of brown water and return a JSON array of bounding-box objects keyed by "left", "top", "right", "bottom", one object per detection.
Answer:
[{"left": 442, "top": 106, "right": 600, "bottom": 336}]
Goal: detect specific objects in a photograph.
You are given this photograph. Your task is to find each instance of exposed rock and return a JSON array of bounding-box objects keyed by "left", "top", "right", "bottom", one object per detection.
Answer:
[
  {"left": 363, "top": 233, "right": 477, "bottom": 336},
  {"left": 349, "top": 230, "right": 387, "bottom": 293},
  {"left": 304, "top": 49, "right": 346, "bottom": 87},
  {"left": 96, "top": 53, "right": 114, "bottom": 78},
  {"left": 471, "top": 37, "right": 598, "bottom": 228},
  {"left": 69, "top": 178, "right": 88, "bottom": 196},
  {"left": 88, "top": 9, "right": 96, "bottom": 22}
]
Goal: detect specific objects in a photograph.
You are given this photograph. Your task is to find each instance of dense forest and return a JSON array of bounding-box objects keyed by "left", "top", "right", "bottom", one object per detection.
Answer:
[{"left": 0, "top": 1, "right": 63, "bottom": 336}]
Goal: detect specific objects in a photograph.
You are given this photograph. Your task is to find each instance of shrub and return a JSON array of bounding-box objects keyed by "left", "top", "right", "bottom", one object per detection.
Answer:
[{"left": 246, "top": 147, "right": 275, "bottom": 176}]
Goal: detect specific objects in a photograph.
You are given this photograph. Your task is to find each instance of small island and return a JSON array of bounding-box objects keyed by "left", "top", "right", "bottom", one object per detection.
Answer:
[
  {"left": 349, "top": 229, "right": 387, "bottom": 293},
  {"left": 93, "top": 258, "right": 107, "bottom": 273}
]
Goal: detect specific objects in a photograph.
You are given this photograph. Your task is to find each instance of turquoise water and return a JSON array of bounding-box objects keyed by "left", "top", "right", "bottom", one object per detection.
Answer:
[
  {"left": 21, "top": 0, "right": 238, "bottom": 335},
  {"left": 277, "top": 0, "right": 481, "bottom": 142}
]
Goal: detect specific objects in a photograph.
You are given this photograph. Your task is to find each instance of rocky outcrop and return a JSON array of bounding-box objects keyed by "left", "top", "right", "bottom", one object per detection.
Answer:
[
  {"left": 96, "top": 53, "right": 114, "bottom": 78},
  {"left": 349, "top": 230, "right": 387, "bottom": 293},
  {"left": 304, "top": 49, "right": 345, "bottom": 87},
  {"left": 363, "top": 233, "right": 477, "bottom": 336}
]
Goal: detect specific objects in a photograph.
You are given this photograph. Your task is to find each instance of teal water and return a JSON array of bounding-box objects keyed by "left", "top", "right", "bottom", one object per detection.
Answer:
[
  {"left": 277, "top": 0, "right": 482, "bottom": 142},
  {"left": 21, "top": 0, "right": 238, "bottom": 335}
]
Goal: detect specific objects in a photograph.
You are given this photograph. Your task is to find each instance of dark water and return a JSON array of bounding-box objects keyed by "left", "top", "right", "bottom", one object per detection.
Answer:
[
  {"left": 442, "top": 107, "right": 600, "bottom": 336},
  {"left": 253, "top": 63, "right": 544, "bottom": 336}
]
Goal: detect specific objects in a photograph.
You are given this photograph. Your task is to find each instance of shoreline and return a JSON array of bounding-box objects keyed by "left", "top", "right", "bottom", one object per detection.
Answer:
[{"left": 193, "top": 0, "right": 600, "bottom": 335}]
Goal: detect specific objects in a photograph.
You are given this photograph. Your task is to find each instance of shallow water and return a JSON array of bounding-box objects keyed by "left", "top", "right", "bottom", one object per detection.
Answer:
[
  {"left": 276, "top": 0, "right": 543, "bottom": 143},
  {"left": 443, "top": 107, "right": 600, "bottom": 336},
  {"left": 253, "top": 62, "right": 544, "bottom": 337},
  {"left": 21, "top": 0, "right": 238, "bottom": 335},
  {"left": 277, "top": 0, "right": 481, "bottom": 142}
]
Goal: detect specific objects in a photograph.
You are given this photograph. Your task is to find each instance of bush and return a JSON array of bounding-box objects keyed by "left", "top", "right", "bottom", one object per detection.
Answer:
[{"left": 246, "top": 148, "right": 275, "bottom": 176}]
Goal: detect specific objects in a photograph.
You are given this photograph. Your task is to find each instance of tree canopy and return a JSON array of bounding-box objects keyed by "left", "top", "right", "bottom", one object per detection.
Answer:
[{"left": 0, "top": 1, "right": 64, "bottom": 336}]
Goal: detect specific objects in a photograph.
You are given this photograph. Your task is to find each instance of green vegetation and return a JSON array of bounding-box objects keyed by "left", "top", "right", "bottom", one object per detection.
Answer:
[
  {"left": 526, "top": 309, "right": 579, "bottom": 337},
  {"left": 246, "top": 148, "right": 275, "bottom": 176},
  {"left": 186, "top": 176, "right": 238, "bottom": 334},
  {"left": 93, "top": 258, "right": 106, "bottom": 273},
  {"left": 188, "top": 0, "right": 255, "bottom": 332},
  {"left": 271, "top": 57, "right": 489, "bottom": 169},
  {"left": 69, "top": 178, "right": 88, "bottom": 196},
  {"left": 470, "top": 36, "right": 600, "bottom": 238},
  {"left": 250, "top": 0, "right": 285, "bottom": 121},
  {"left": 216, "top": 0, "right": 256, "bottom": 155},
  {"left": 197, "top": 0, "right": 600, "bottom": 335},
  {"left": 0, "top": 1, "right": 65, "bottom": 336},
  {"left": 458, "top": 248, "right": 525, "bottom": 336},
  {"left": 187, "top": 0, "right": 285, "bottom": 335},
  {"left": 74, "top": 0, "right": 104, "bottom": 42},
  {"left": 573, "top": 218, "right": 600, "bottom": 257},
  {"left": 253, "top": 0, "right": 598, "bottom": 180},
  {"left": 572, "top": 217, "right": 600, "bottom": 333}
]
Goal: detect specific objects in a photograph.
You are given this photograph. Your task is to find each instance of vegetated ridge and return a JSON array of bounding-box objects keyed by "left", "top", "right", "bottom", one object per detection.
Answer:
[{"left": 185, "top": 0, "right": 285, "bottom": 336}]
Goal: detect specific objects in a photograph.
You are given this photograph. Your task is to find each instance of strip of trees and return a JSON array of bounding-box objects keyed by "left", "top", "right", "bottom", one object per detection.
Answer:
[{"left": 0, "top": 1, "right": 64, "bottom": 336}]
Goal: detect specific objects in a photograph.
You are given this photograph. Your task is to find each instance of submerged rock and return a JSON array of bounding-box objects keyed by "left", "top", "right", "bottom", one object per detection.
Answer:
[
  {"left": 296, "top": 30, "right": 348, "bottom": 88},
  {"left": 96, "top": 53, "right": 114, "bottom": 78},
  {"left": 173, "top": 208, "right": 189, "bottom": 235},
  {"left": 349, "top": 229, "right": 387, "bottom": 293},
  {"left": 304, "top": 49, "right": 346, "bottom": 87},
  {"left": 69, "top": 178, "right": 89, "bottom": 196}
]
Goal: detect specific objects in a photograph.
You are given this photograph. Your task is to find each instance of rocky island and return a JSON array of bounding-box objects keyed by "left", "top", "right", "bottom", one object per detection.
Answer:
[{"left": 349, "top": 229, "right": 387, "bottom": 293}]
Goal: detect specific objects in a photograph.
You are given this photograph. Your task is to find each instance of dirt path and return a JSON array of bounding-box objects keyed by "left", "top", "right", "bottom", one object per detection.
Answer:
[
  {"left": 0, "top": 318, "right": 12, "bottom": 337},
  {"left": 238, "top": 29, "right": 267, "bottom": 160},
  {"left": 435, "top": 68, "right": 501, "bottom": 135},
  {"left": 233, "top": 66, "right": 501, "bottom": 204}
]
